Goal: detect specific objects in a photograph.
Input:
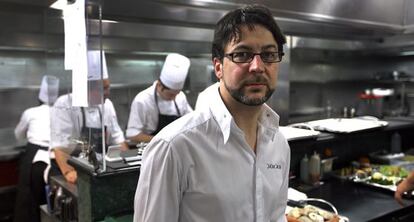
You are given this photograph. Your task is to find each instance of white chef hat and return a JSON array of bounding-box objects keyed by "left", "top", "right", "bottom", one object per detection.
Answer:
[
  {"left": 38, "top": 75, "right": 59, "bottom": 105},
  {"left": 159, "top": 53, "right": 190, "bottom": 90},
  {"left": 87, "top": 50, "right": 108, "bottom": 80}
]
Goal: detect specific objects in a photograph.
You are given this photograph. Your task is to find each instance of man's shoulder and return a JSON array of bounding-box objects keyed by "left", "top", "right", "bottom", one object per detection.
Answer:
[
  {"left": 104, "top": 98, "right": 114, "bottom": 106},
  {"left": 54, "top": 94, "right": 71, "bottom": 106},
  {"left": 22, "top": 106, "right": 40, "bottom": 118},
  {"left": 156, "top": 109, "right": 212, "bottom": 142},
  {"left": 25, "top": 104, "right": 43, "bottom": 112},
  {"left": 133, "top": 85, "right": 154, "bottom": 102}
]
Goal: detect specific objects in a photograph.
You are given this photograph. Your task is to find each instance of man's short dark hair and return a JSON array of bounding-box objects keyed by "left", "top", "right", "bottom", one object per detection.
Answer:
[{"left": 212, "top": 4, "right": 286, "bottom": 61}]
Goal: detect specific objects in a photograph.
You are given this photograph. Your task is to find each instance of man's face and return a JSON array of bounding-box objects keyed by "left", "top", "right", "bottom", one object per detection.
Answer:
[
  {"left": 88, "top": 79, "right": 110, "bottom": 105},
  {"left": 103, "top": 79, "right": 110, "bottom": 99},
  {"left": 156, "top": 80, "right": 181, "bottom": 101},
  {"left": 214, "top": 25, "right": 280, "bottom": 106}
]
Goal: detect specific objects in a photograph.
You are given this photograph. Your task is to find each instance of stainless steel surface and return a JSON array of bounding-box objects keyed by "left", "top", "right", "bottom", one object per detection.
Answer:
[
  {"left": 266, "top": 36, "right": 291, "bottom": 126},
  {"left": 1, "top": 0, "right": 414, "bottom": 131},
  {"left": 0, "top": 0, "right": 414, "bottom": 53}
]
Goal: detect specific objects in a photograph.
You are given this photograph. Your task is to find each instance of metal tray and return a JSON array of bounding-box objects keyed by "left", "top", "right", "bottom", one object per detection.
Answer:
[{"left": 352, "top": 176, "right": 414, "bottom": 197}]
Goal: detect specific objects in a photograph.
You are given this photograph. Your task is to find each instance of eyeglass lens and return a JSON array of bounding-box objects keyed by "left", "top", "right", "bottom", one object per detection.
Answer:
[{"left": 228, "top": 52, "right": 283, "bottom": 63}]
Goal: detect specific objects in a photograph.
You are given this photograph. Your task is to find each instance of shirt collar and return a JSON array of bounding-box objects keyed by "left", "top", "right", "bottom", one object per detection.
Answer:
[
  {"left": 207, "top": 86, "right": 280, "bottom": 144},
  {"left": 258, "top": 104, "right": 280, "bottom": 142},
  {"left": 207, "top": 86, "right": 232, "bottom": 144}
]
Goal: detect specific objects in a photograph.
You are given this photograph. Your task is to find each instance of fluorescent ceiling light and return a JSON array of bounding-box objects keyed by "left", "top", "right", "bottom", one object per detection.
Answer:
[{"left": 102, "top": 19, "right": 118, "bottom": 24}]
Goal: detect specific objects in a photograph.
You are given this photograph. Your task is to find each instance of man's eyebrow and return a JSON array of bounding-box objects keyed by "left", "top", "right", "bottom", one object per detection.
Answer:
[
  {"left": 262, "top": 45, "right": 278, "bottom": 51},
  {"left": 231, "top": 44, "right": 279, "bottom": 51},
  {"left": 231, "top": 45, "right": 253, "bottom": 51}
]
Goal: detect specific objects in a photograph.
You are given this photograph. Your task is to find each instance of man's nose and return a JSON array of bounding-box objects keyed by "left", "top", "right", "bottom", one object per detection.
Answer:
[{"left": 249, "top": 54, "right": 265, "bottom": 73}]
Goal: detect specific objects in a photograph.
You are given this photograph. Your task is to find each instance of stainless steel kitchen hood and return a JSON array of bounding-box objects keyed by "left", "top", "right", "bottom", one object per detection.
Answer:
[{"left": 0, "top": 0, "right": 413, "bottom": 54}]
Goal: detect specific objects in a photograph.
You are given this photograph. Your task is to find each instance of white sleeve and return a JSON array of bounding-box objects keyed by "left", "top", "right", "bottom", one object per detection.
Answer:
[
  {"left": 126, "top": 97, "right": 148, "bottom": 137},
  {"left": 134, "top": 138, "right": 181, "bottom": 222},
  {"left": 14, "top": 109, "right": 30, "bottom": 142},
  {"left": 105, "top": 100, "right": 125, "bottom": 145},
  {"left": 50, "top": 97, "right": 77, "bottom": 149}
]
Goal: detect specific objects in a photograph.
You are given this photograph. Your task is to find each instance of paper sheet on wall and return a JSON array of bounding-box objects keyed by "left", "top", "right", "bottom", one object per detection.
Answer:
[
  {"left": 63, "top": 0, "right": 88, "bottom": 107},
  {"left": 71, "top": 49, "right": 88, "bottom": 107}
]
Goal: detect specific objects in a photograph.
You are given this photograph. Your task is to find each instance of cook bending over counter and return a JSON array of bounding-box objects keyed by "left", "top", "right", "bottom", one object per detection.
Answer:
[{"left": 126, "top": 53, "right": 193, "bottom": 143}]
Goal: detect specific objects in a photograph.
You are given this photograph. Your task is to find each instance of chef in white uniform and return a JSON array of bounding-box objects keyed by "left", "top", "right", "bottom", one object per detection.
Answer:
[
  {"left": 126, "top": 53, "right": 193, "bottom": 143},
  {"left": 50, "top": 50, "right": 128, "bottom": 184},
  {"left": 13, "top": 75, "right": 59, "bottom": 222}
]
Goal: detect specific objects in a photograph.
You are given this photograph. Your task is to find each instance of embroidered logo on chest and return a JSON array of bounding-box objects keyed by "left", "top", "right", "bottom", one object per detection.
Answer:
[{"left": 267, "top": 163, "right": 282, "bottom": 170}]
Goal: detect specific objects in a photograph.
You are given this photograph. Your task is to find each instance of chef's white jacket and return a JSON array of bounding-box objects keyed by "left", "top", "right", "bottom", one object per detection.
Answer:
[
  {"left": 50, "top": 94, "right": 125, "bottom": 150},
  {"left": 15, "top": 104, "right": 52, "bottom": 165},
  {"left": 134, "top": 86, "right": 290, "bottom": 222},
  {"left": 15, "top": 104, "right": 51, "bottom": 148},
  {"left": 126, "top": 81, "right": 193, "bottom": 137}
]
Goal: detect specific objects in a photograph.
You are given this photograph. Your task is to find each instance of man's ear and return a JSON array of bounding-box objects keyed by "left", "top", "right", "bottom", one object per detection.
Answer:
[
  {"left": 155, "top": 80, "right": 163, "bottom": 92},
  {"left": 213, "top": 58, "right": 223, "bottom": 79}
]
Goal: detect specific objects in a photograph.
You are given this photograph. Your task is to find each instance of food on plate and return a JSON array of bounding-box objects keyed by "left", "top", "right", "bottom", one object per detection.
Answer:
[
  {"left": 369, "top": 171, "right": 403, "bottom": 185},
  {"left": 308, "top": 212, "right": 324, "bottom": 222},
  {"left": 334, "top": 163, "right": 410, "bottom": 194},
  {"left": 287, "top": 205, "right": 344, "bottom": 222},
  {"left": 369, "top": 172, "right": 393, "bottom": 185},
  {"left": 378, "top": 165, "right": 408, "bottom": 178},
  {"left": 372, "top": 172, "right": 382, "bottom": 180},
  {"left": 355, "top": 169, "right": 368, "bottom": 179},
  {"left": 366, "top": 165, "right": 407, "bottom": 186}
]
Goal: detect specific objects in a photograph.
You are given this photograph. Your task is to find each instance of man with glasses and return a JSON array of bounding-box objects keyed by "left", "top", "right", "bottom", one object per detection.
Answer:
[
  {"left": 126, "top": 53, "right": 193, "bottom": 144},
  {"left": 134, "top": 4, "right": 290, "bottom": 222}
]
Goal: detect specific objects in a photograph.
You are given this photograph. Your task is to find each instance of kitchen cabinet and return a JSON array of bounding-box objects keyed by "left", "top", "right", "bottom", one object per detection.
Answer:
[{"left": 66, "top": 158, "right": 139, "bottom": 222}]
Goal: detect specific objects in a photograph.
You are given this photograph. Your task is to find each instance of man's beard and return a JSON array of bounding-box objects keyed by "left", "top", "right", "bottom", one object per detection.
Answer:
[{"left": 223, "top": 76, "right": 275, "bottom": 106}]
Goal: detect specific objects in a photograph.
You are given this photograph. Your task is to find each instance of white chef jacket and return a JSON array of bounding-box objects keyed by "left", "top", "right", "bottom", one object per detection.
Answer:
[
  {"left": 50, "top": 94, "right": 125, "bottom": 150},
  {"left": 15, "top": 104, "right": 51, "bottom": 164},
  {"left": 126, "top": 81, "right": 193, "bottom": 137},
  {"left": 15, "top": 104, "right": 51, "bottom": 147},
  {"left": 134, "top": 86, "right": 290, "bottom": 222}
]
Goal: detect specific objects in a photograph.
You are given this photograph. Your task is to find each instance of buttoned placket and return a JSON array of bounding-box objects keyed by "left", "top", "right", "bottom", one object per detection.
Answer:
[
  {"left": 255, "top": 115, "right": 276, "bottom": 222},
  {"left": 255, "top": 123, "right": 267, "bottom": 222},
  {"left": 232, "top": 120, "right": 266, "bottom": 222}
]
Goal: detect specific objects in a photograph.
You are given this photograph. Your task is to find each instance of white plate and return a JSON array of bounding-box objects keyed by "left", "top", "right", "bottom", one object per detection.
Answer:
[
  {"left": 279, "top": 126, "right": 320, "bottom": 141},
  {"left": 306, "top": 118, "right": 388, "bottom": 133}
]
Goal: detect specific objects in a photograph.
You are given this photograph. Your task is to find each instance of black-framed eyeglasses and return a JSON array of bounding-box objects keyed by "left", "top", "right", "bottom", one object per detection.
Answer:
[{"left": 224, "top": 51, "right": 284, "bottom": 63}]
